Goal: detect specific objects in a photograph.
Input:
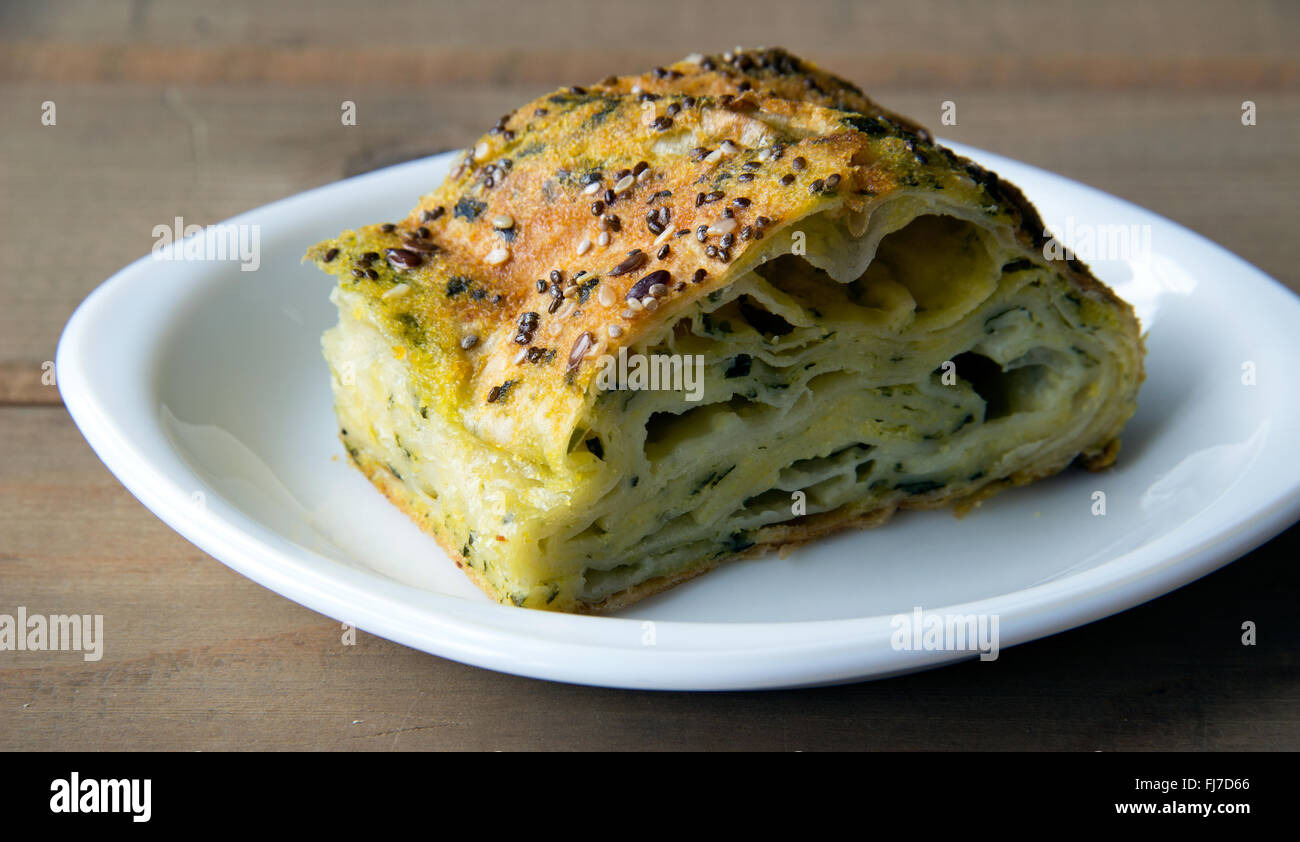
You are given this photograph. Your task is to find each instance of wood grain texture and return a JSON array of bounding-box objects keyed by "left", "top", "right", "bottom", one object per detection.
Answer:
[{"left": 0, "top": 0, "right": 1296, "bottom": 750}]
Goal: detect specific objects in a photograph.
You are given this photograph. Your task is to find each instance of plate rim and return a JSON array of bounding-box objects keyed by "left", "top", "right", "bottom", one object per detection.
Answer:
[{"left": 56, "top": 144, "right": 1300, "bottom": 690}]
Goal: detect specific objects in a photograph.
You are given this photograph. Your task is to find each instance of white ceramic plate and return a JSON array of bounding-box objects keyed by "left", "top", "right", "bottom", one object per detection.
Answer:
[{"left": 58, "top": 143, "right": 1300, "bottom": 690}]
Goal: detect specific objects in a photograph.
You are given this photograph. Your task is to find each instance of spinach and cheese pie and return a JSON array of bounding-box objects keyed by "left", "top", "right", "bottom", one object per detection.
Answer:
[{"left": 306, "top": 49, "right": 1145, "bottom": 613}]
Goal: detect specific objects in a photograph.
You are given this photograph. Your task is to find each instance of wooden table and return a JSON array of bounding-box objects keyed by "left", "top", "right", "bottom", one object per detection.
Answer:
[{"left": 2, "top": 0, "right": 1296, "bottom": 750}]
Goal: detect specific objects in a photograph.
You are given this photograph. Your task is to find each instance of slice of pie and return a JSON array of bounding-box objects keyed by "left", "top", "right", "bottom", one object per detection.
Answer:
[{"left": 305, "top": 51, "right": 1145, "bottom": 612}]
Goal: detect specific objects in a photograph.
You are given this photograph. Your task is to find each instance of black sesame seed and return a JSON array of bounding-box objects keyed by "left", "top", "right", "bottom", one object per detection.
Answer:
[
  {"left": 487, "top": 386, "right": 501, "bottom": 403},
  {"left": 351, "top": 268, "right": 365, "bottom": 279},
  {"left": 657, "top": 244, "right": 670, "bottom": 260},
  {"left": 627, "top": 269, "right": 671, "bottom": 301},
  {"left": 366, "top": 269, "right": 378, "bottom": 280},
  {"left": 633, "top": 161, "right": 649, "bottom": 176},
  {"left": 381, "top": 223, "right": 396, "bottom": 233},
  {"left": 385, "top": 248, "right": 422, "bottom": 269},
  {"left": 755, "top": 216, "right": 771, "bottom": 228},
  {"left": 604, "top": 188, "right": 616, "bottom": 205},
  {"left": 738, "top": 173, "right": 754, "bottom": 182},
  {"left": 721, "top": 233, "right": 735, "bottom": 248},
  {"left": 609, "top": 250, "right": 648, "bottom": 276},
  {"left": 591, "top": 200, "right": 604, "bottom": 216},
  {"left": 704, "top": 190, "right": 724, "bottom": 203},
  {"left": 536, "top": 279, "right": 546, "bottom": 293},
  {"left": 693, "top": 268, "right": 707, "bottom": 283},
  {"left": 791, "top": 156, "right": 807, "bottom": 171},
  {"left": 780, "top": 174, "right": 795, "bottom": 186},
  {"left": 548, "top": 296, "right": 563, "bottom": 314},
  {"left": 743, "top": 161, "right": 761, "bottom": 170},
  {"left": 550, "top": 269, "right": 562, "bottom": 284},
  {"left": 732, "top": 197, "right": 751, "bottom": 207},
  {"left": 651, "top": 116, "right": 674, "bottom": 131},
  {"left": 675, "top": 228, "right": 690, "bottom": 237},
  {"left": 691, "top": 147, "right": 710, "bottom": 161},
  {"left": 825, "top": 173, "right": 841, "bottom": 189},
  {"left": 323, "top": 248, "right": 339, "bottom": 263},
  {"left": 809, "top": 178, "right": 825, "bottom": 193}
]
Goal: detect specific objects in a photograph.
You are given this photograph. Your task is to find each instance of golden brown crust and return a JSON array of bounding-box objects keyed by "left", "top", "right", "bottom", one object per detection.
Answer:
[
  {"left": 587, "top": 47, "right": 935, "bottom": 142},
  {"left": 306, "top": 74, "right": 1140, "bottom": 467}
]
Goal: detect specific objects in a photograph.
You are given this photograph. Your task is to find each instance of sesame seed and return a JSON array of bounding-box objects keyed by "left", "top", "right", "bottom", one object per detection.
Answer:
[
  {"left": 562, "top": 284, "right": 580, "bottom": 298},
  {"left": 485, "top": 246, "right": 510, "bottom": 265},
  {"left": 513, "top": 349, "right": 527, "bottom": 365},
  {"left": 621, "top": 309, "right": 635, "bottom": 319},
  {"left": 642, "top": 297, "right": 659, "bottom": 312},
  {"left": 461, "top": 335, "right": 479, "bottom": 350},
  {"left": 607, "top": 325, "right": 623, "bottom": 338},
  {"left": 474, "top": 141, "right": 490, "bottom": 161},
  {"left": 708, "top": 218, "right": 738, "bottom": 235},
  {"left": 613, "top": 174, "right": 635, "bottom": 193},
  {"left": 492, "top": 214, "right": 514, "bottom": 229},
  {"left": 583, "top": 181, "right": 602, "bottom": 195},
  {"left": 626, "top": 297, "right": 644, "bottom": 312},
  {"left": 648, "top": 283, "right": 668, "bottom": 297},
  {"left": 653, "top": 225, "right": 674, "bottom": 247},
  {"left": 598, "top": 286, "right": 616, "bottom": 307},
  {"left": 597, "top": 231, "right": 611, "bottom": 246},
  {"left": 577, "top": 237, "right": 592, "bottom": 255},
  {"left": 382, "top": 283, "right": 411, "bottom": 299}
]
